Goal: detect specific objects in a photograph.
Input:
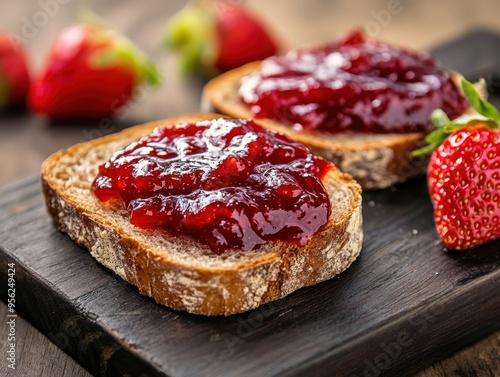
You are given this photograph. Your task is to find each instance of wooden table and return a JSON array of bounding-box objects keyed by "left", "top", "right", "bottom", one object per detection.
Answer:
[{"left": 1, "top": 1, "right": 499, "bottom": 376}]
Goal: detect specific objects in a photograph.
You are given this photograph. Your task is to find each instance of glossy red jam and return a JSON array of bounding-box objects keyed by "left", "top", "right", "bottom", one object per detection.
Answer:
[
  {"left": 239, "top": 29, "right": 468, "bottom": 134},
  {"left": 92, "top": 118, "right": 334, "bottom": 254}
]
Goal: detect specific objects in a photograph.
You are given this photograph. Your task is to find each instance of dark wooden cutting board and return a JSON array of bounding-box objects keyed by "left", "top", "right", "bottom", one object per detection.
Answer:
[
  {"left": 1, "top": 29, "right": 500, "bottom": 377},
  {"left": 0, "top": 174, "right": 499, "bottom": 377}
]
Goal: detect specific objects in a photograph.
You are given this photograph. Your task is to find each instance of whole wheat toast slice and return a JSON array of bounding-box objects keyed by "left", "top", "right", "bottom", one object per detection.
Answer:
[
  {"left": 41, "top": 114, "right": 363, "bottom": 316},
  {"left": 203, "top": 62, "right": 476, "bottom": 190}
]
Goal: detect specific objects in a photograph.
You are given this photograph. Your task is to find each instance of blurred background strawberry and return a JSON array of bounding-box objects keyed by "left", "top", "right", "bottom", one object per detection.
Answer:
[
  {"left": 164, "top": 0, "right": 279, "bottom": 75},
  {"left": 0, "top": 33, "right": 30, "bottom": 111},
  {"left": 28, "top": 13, "right": 160, "bottom": 119}
]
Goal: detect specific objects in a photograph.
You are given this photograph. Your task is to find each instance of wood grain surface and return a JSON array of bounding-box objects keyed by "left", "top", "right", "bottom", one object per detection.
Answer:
[
  {"left": 1, "top": 1, "right": 500, "bottom": 376},
  {"left": 0, "top": 174, "right": 499, "bottom": 377}
]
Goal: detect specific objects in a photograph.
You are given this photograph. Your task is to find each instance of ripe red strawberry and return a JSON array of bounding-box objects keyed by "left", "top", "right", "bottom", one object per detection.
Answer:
[
  {"left": 28, "top": 15, "right": 160, "bottom": 119},
  {"left": 164, "top": 0, "right": 278, "bottom": 75},
  {"left": 415, "top": 79, "right": 500, "bottom": 250},
  {"left": 428, "top": 127, "right": 500, "bottom": 249},
  {"left": 0, "top": 33, "right": 30, "bottom": 110}
]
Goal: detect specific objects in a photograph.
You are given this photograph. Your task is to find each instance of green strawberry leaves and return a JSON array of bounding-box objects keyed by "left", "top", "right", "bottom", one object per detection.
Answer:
[
  {"left": 142, "top": 61, "right": 161, "bottom": 87},
  {"left": 413, "top": 78, "right": 499, "bottom": 156},
  {"left": 462, "top": 79, "right": 500, "bottom": 122},
  {"left": 163, "top": 0, "right": 217, "bottom": 76},
  {"left": 82, "top": 9, "right": 161, "bottom": 88},
  {"left": 90, "top": 39, "right": 161, "bottom": 87},
  {"left": 413, "top": 110, "right": 450, "bottom": 157}
]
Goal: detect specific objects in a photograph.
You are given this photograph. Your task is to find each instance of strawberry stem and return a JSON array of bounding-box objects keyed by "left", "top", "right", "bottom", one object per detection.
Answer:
[{"left": 430, "top": 109, "right": 450, "bottom": 129}]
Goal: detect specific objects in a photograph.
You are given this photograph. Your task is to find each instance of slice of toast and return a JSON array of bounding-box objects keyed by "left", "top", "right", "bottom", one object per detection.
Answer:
[
  {"left": 202, "top": 62, "right": 472, "bottom": 190},
  {"left": 41, "top": 114, "right": 363, "bottom": 316}
]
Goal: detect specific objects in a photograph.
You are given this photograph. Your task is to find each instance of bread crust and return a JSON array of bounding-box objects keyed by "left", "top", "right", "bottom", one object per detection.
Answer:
[
  {"left": 41, "top": 114, "right": 363, "bottom": 316},
  {"left": 202, "top": 62, "right": 438, "bottom": 189}
]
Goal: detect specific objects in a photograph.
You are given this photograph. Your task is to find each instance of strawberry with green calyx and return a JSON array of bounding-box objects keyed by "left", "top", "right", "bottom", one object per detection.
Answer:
[
  {"left": 165, "top": 0, "right": 278, "bottom": 75},
  {"left": 29, "top": 12, "right": 160, "bottom": 119},
  {"left": 0, "top": 33, "right": 30, "bottom": 111},
  {"left": 414, "top": 79, "right": 500, "bottom": 250}
]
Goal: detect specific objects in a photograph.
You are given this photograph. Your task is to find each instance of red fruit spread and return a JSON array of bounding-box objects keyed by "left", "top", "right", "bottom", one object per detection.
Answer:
[
  {"left": 239, "top": 29, "right": 468, "bottom": 134},
  {"left": 92, "top": 118, "right": 334, "bottom": 254}
]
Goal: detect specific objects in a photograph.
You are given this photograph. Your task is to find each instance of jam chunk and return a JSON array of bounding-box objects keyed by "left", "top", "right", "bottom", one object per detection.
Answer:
[
  {"left": 239, "top": 29, "right": 468, "bottom": 134},
  {"left": 92, "top": 118, "right": 334, "bottom": 254}
]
